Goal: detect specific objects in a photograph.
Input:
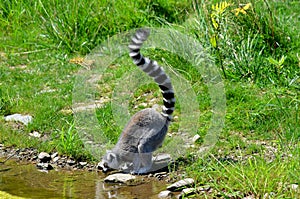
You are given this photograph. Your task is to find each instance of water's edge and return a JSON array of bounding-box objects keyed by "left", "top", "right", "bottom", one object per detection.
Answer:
[{"left": 0, "top": 158, "right": 168, "bottom": 199}]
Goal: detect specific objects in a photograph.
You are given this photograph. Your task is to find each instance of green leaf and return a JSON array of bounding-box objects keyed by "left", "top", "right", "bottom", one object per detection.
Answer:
[
  {"left": 267, "top": 57, "right": 279, "bottom": 65},
  {"left": 278, "top": 55, "right": 286, "bottom": 66},
  {"left": 210, "top": 35, "right": 217, "bottom": 48}
]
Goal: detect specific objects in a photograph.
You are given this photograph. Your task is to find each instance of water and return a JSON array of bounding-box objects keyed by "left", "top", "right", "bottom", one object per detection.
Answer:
[{"left": 0, "top": 159, "right": 166, "bottom": 199}]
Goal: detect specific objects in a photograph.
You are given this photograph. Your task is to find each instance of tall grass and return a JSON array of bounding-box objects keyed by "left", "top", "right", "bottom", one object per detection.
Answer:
[
  {"left": 1, "top": 0, "right": 298, "bottom": 85},
  {"left": 187, "top": 141, "right": 300, "bottom": 198},
  {"left": 50, "top": 121, "right": 89, "bottom": 159},
  {"left": 189, "top": 0, "right": 299, "bottom": 85},
  {"left": 1, "top": 0, "right": 191, "bottom": 54}
]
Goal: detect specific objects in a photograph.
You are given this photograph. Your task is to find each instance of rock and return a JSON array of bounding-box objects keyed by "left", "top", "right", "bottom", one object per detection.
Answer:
[
  {"left": 29, "top": 131, "right": 41, "bottom": 138},
  {"left": 52, "top": 156, "right": 59, "bottom": 163},
  {"left": 182, "top": 188, "right": 196, "bottom": 194},
  {"left": 149, "top": 153, "right": 172, "bottom": 172},
  {"left": 178, "top": 188, "right": 197, "bottom": 199},
  {"left": 79, "top": 162, "right": 87, "bottom": 166},
  {"left": 0, "top": 146, "right": 100, "bottom": 172},
  {"left": 154, "top": 172, "right": 168, "bottom": 178},
  {"left": 51, "top": 152, "right": 58, "bottom": 159},
  {"left": 197, "top": 185, "right": 211, "bottom": 193},
  {"left": 4, "top": 114, "right": 33, "bottom": 125},
  {"left": 36, "top": 163, "right": 53, "bottom": 170},
  {"left": 290, "top": 184, "right": 298, "bottom": 191},
  {"left": 104, "top": 173, "right": 136, "bottom": 184},
  {"left": 67, "top": 159, "right": 76, "bottom": 166},
  {"left": 158, "top": 190, "right": 173, "bottom": 198},
  {"left": 154, "top": 172, "right": 168, "bottom": 180},
  {"left": 167, "top": 178, "right": 195, "bottom": 191},
  {"left": 38, "top": 152, "right": 51, "bottom": 162},
  {"left": 155, "top": 154, "right": 172, "bottom": 163},
  {"left": 242, "top": 195, "right": 255, "bottom": 199},
  {"left": 192, "top": 134, "right": 201, "bottom": 143}
]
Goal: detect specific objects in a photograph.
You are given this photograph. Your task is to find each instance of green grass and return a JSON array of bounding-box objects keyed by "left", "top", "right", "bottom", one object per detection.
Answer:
[
  {"left": 0, "top": 0, "right": 299, "bottom": 198},
  {"left": 186, "top": 144, "right": 300, "bottom": 198}
]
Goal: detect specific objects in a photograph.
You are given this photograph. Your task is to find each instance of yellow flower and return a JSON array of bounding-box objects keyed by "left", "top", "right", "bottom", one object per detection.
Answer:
[
  {"left": 233, "top": 3, "right": 252, "bottom": 16},
  {"left": 211, "top": 1, "right": 231, "bottom": 30},
  {"left": 212, "top": 1, "right": 231, "bottom": 16},
  {"left": 211, "top": 17, "right": 219, "bottom": 29},
  {"left": 69, "top": 57, "right": 84, "bottom": 64}
]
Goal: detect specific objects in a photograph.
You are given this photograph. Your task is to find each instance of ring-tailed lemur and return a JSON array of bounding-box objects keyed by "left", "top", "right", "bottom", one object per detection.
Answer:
[{"left": 99, "top": 28, "right": 175, "bottom": 174}]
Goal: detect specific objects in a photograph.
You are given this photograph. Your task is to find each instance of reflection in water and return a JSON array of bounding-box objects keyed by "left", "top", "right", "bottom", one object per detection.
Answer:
[{"left": 0, "top": 159, "right": 166, "bottom": 199}]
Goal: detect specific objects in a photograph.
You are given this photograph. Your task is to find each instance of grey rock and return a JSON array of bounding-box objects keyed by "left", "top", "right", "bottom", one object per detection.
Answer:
[
  {"left": 67, "top": 159, "right": 76, "bottom": 166},
  {"left": 36, "top": 163, "right": 53, "bottom": 170},
  {"left": 38, "top": 152, "right": 51, "bottom": 162},
  {"left": 29, "top": 131, "right": 41, "bottom": 138},
  {"left": 178, "top": 188, "right": 197, "bottom": 199},
  {"left": 154, "top": 172, "right": 168, "bottom": 180},
  {"left": 167, "top": 178, "right": 195, "bottom": 191},
  {"left": 104, "top": 173, "right": 136, "bottom": 184},
  {"left": 79, "top": 161, "right": 87, "bottom": 166},
  {"left": 182, "top": 188, "right": 196, "bottom": 194},
  {"left": 154, "top": 171, "right": 167, "bottom": 178},
  {"left": 52, "top": 156, "right": 60, "bottom": 163},
  {"left": 149, "top": 153, "right": 172, "bottom": 173},
  {"left": 290, "top": 184, "right": 298, "bottom": 190},
  {"left": 177, "top": 186, "right": 211, "bottom": 199},
  {"left": 4, "top": 114, "right": 33, "bottom": 125},
  {"left": 197, "top": 185, "right": 211, "bottom": 192},
  {"left": 51, "top": 152, "right": 58, "bottom": 159},
  {"left": 192, "top": 134, "right": 201, "bottom": 143},
  {"left": 158, "top": 190, "right": 173, "bottom": 198}
]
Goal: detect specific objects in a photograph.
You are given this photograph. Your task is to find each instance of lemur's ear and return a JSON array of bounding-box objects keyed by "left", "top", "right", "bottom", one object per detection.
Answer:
[{"left": 107, "top": 152, "right": 117, "bottom": 161}]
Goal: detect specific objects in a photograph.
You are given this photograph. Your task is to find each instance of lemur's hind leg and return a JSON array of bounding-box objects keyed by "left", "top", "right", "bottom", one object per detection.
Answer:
[{"left": 132, "top": 143, "right": 153, "bottom": 174}]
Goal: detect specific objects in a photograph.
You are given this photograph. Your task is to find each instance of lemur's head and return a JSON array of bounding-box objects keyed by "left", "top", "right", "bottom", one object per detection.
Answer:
[
  {"left": 98, "top": 150, "right": 119, "bottom": 172},
  {"left": 98, "top": 150, "right": 135, "bottom": 173}
]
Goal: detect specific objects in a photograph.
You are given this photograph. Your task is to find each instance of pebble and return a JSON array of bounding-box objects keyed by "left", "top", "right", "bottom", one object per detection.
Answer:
[
  {"left": 38, "top": 152, "right": 51, "bottom": 162},
  {"left": 149, "top": 153, "right": 172, "bottom": 173},
  {"left": 157, "top": 180, "right": 212, "bottom": 198},
  {"left": 67, "top": 159, "right": 76, "bottom": 165},
  {"left": 36, "top": 163, "right": 53, "bottom": 170},
  {"left": 0, "top": 146, "right": 94, "bottom": 171},
  {"left": 4, "top": 114, "right": 33, "bottom": 125},
  {"left": 79, "top": 162, "right": 87, "bottom": 166},
  {"left": 29, "top": 131, "right": 41, "bottom": 138},
  {"left": 167, "top": 178, "right": 195, "bottom": 191},
  {"left": 158, "top": 190, "right": 173, "bottom": 198},
  {"left": 192, "top": 134, "right": 201, "bottom": 143},
  {"left": 290, "top": 183, "right": 298, "bottom": 190},
  {"left": 104, "top": 173, "right": 136, "bottom": 184},
  {"left": 52, "top": 156, "right": 60, "bottom": 163},
  {"left": 178, "top": 188, "right": 197, "bottom": 199},
  {"left": 51, "top": 152, "right": 58, "bottom": 159}
]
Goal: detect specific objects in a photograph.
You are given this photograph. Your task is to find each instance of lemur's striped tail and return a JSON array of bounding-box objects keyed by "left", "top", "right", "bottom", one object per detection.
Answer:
[{"left": 128, "top": 29, "right": 175, "bottom": 122}]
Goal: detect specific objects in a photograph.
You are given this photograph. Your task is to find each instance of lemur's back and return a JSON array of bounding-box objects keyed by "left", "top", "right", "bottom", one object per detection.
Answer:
[
  {"left": 116, "top": 108, "right": 168, "bottom": 153},
  {"left": 99, "top": 29, "right": 175, "bottom": 174}
]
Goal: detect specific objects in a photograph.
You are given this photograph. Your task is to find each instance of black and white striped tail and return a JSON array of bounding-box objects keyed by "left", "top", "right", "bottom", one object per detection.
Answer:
[{"left": 128, "top": 29, "right": 175, "bottom": 122}]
